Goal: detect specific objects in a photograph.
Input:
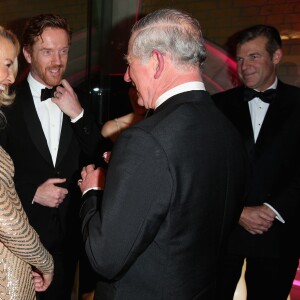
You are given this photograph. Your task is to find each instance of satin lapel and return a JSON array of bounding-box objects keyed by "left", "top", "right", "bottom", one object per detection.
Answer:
[
  {"left": 22, "top": 83, "right": 53, "bottom": 165},
  {"left": 255, "top": 84, "right": 290, "bottom": 154},
  {"left": 55, "top": 114, "right": 72, "bottom": 167}
]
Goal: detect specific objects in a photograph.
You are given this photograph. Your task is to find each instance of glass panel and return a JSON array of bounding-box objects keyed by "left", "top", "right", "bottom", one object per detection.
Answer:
[{"left": 86, "top": 0, "right": 139, "bottom": 125}]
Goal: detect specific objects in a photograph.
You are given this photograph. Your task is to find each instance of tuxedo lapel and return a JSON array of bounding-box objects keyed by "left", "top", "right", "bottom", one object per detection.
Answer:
[
  {"left": 255, "top": 83, "right": 291, "bottom": 154},
  {"left": 55, "top": 114, "right": 72, "bottom": 167},
  {"left": 21, "top": 83, "right": 53, "bottom": 166}
]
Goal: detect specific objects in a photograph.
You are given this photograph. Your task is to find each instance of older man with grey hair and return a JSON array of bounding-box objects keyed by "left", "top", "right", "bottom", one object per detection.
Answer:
[{"left": 79, "top": 9, "right": 247, "bottom": 300}]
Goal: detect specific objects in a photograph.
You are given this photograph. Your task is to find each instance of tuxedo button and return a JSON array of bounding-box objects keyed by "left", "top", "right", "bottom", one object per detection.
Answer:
[
  {"left": 83, "top": 126, "right": 90, "bottom": 135},
  {"left": 52, "top": 213, "right": 60, "bottom": 224},
  {"left": 55, "top": 171, "right": 60, "bottom": 176}
]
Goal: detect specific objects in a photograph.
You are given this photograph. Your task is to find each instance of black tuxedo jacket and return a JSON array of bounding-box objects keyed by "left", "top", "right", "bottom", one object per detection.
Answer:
[
  {"left": 80, "top": 90, "right": 247, "bottom": 300},
  {"left": 0, "top": 80, "right": 102, "bottom": 252},
  {"left": 212, "top": 80, "right": 300, "bottom": 257}
]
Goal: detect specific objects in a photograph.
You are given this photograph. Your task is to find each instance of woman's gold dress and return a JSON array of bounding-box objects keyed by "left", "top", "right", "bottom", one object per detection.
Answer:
[{"left": 0, "top": 146, "right": 54, "bottom": 300}]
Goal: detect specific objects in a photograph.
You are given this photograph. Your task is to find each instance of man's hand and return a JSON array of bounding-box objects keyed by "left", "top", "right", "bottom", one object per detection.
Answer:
[
  {"left": 239, "top": 205, "right": 276, "bottom": 235},
  {"left": 33, "top": 178, "right": 68, "bottom": 207},
  {"left": 52, "top": 79, "right": 83, "bottom": 119},
  {"left": 32, "top": 271, "right": 53, "bottom": 292},
  {"left": 78, "top": 164, "right": 106, "bottom": 193}
]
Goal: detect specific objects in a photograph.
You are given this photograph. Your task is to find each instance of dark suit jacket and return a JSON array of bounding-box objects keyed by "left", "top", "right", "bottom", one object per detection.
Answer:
[
  {"left": 0, "top": 80, "right": 102, "bottom": 252},
  {"left": 212, "top": 81, "right": 300, "bottom": 257},
  {"left": 80, "top": 90, "right": 247, "bottom": 300}
]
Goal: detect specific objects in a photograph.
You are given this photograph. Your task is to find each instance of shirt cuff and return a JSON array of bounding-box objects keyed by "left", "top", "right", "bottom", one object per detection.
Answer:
[
  {"left": 263, "top": 202, "right": 285, "bottom": 223},
  {"left": 71, "top": 109, "right": 84, "bottom": 123},
  {"left": 82, "top": 187, "right": 103, "bottom": 197}
]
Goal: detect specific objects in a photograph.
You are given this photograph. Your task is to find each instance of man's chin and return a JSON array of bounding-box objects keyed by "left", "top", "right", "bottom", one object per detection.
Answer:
[
  {"left": 44, "top": 78, "right": 63, "bottom": 87},
  {"left": 44, "top": 70, "right": 65, "bottom": 86},
  {"left": 243, "top": 80, "right": 257, "bottom": 89}
]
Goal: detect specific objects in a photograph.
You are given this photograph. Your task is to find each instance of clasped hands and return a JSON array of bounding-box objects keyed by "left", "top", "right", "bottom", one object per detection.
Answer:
[
  {"left": 239, "top": 204, "right": 276, "bottom": 235},
  {"left": 78, "top": 164, "right": 106, "bottom": 194}
]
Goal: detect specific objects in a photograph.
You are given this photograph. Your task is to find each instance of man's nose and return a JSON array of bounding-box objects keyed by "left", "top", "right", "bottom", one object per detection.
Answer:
[
  {"left": 124, "top": 67, "right": 131, "bottom": 82},
  {"left": 52, "top": 52, "right": 62, "bottom": 65},
  {"left": 241, "top": 58, "right": 251, "bottom": 70},
  {"left": 7, "top": 70, "right": 15, "bottom": 84}
]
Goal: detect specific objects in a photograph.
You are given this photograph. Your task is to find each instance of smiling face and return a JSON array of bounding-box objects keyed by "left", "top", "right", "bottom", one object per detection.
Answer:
[
  {"left": 23, "top": 27, "right": 69, "bottom": 87},
  {"left": 0, "top": 37, "right": 17, "bottom": 94},
  {"left": 236, "top": 36, "right": 282, "bottom": 91}
]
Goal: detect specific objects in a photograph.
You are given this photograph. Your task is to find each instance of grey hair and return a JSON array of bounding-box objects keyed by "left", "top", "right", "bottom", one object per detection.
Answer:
[{"left": 130, "top": 9, "right": 206, "bottom": 68}]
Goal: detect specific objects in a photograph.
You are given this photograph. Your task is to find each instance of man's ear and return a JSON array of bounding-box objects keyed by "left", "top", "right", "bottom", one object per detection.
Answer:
[
  {"left": 152, "top": 50, "right": 164, "bottom": 79},
  {"left": 272, "top": 48, "right": 282, "bottom": 65},
  {"left": 23, "top": 47, "right": 32, "bottom": 64}
]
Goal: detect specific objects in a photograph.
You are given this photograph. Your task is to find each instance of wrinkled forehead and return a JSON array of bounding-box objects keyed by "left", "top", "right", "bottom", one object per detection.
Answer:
[{"left": 237, "top": 36, "right": 268, "bottom": 51}]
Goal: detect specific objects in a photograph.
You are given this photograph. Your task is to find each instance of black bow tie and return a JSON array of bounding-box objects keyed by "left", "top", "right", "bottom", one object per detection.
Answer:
[
  {"left": 243, "top": 88, "right": 277, "bottom": 103},
  {"left": 41, "top": 87, "right": 56, "bottom": 101}
]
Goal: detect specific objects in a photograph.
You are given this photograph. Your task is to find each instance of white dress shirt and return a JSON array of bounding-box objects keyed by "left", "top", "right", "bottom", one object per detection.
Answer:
[
  {"left": 247, "top": 78, "right": 284, "bottom": 223},
  {"left": 28, "top": 73, "right": 63, "bottom": 166},
  {"left": 248, "top": 78, "right": 277, "bottom": 142}
]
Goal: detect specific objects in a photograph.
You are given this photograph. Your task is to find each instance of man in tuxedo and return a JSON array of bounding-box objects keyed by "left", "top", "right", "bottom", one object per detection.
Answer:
[
  {"left": 0, "top": 14, "right": 102, "bottom": 300},
  {"left": 212, "top": 25, "right": 300, "bottom": 300},
  {"left": 78, "top": 9, "right": 247, "bottom": 300}
]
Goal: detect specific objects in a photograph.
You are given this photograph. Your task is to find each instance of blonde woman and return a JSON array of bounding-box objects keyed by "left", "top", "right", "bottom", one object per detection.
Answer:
[{"left": 0, "top": 26, "right": 54, "bottom": 300}]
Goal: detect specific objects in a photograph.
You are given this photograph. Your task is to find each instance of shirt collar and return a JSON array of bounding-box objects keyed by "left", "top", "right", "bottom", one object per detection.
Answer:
[
  {"left": 27, "top": 72, "right": 49, "bottom": 97},
  {"left": 254, "top": 77, "right": 278, "bottom": 92},
  {"left": 155, "top": 81, "right": 206, "bottom": 109}
]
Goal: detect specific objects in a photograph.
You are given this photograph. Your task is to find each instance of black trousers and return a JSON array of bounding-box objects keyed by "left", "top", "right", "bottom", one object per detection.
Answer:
[
  {"left": 36, "top": 242, "right": 78, "bottom": 300},
  {"left": 216, "top": 253, "right": 299, "bottom": 300}
]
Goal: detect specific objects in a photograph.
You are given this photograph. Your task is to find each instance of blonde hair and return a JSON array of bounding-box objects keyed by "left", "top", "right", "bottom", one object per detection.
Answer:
[
  {"left": 0, "top": 26, "right": 19, "bottom": 129},
  {"left": 0, "top": 26, "right": 20, "bottom": 107}
]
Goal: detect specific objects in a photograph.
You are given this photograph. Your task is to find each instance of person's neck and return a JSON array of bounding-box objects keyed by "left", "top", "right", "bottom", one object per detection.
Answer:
[
  {"left": 163, "top": 72, "right": 202, "bottom": 92},
  {"left": 151, "top": 71, "right": 203, "bottom": 108}
]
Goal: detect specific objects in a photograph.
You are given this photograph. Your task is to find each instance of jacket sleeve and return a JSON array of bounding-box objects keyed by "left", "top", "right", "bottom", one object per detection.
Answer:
[{"left": 79, "top": 127, "right": 173, "bottom": 280}]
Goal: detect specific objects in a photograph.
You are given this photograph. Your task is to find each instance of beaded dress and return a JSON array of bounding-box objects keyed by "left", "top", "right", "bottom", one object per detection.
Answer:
[{"left": 0, "top": 146, "right": 54, "bottom": 300}]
